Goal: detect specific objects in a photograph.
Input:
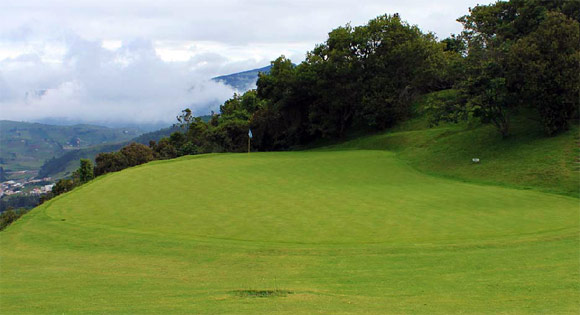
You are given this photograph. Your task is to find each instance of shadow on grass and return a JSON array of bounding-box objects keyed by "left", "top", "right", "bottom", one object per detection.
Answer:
[{"left": 232, "top": 289, "right": 293, "bottom": 298}]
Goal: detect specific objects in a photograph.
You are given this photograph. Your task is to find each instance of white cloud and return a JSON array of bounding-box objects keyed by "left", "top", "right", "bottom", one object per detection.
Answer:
[
  {"left": 0, "top": 0, "right": 493, "bottom": 126},
  {"left": 0, "top": 0, "right": 487, "bottom": 43},
  {"left": 0, "top": 36, "right": 238, "bottom": 125}
]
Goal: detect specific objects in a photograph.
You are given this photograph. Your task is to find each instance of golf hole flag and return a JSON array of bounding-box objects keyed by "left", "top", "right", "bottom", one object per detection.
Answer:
[{"left": 247, "top": 129, "right": 252, "bottom": 153}]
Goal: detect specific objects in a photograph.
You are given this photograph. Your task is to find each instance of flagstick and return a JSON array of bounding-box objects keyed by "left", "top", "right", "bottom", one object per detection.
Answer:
[{"left": 248, "top": 128, "right": 252, "bottom": 153}]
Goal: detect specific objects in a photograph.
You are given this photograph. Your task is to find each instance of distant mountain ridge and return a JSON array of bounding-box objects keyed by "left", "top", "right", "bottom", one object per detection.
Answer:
[
  {"left": 0, "top": 120, "right": 142, "bottom": 175},
  {"left": 34, "top": 118, "right": 170, "bottom": 132},
  {"left": 212, "top": 65, "right": 272, "bottom": 91},
  {"left": 36, "top": 125, "right": 181, "bottom": 179}
]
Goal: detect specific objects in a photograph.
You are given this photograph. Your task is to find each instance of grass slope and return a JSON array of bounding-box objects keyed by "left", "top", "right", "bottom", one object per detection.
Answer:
[
  {"left": 1, "top": 150, "right": 578, "bottom": 313},
  {"left": 325, "top": 113, "right": 579, "bottom": 197}
]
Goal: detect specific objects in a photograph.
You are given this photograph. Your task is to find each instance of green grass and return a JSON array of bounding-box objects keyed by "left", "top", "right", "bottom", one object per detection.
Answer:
[
  {"left": 325, "top": 115, "right": 579, "bottom": 197},
  {"left": 1, "top": 148, "right": 578, "bottom": 313}
]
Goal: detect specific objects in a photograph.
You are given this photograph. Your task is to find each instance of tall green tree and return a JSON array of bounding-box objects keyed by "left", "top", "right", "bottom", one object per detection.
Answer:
[
  {"left": 352, "top": 14, "right": 446, "bottom": 129},
  {"left": 220, "top": 90, "right": 264, "bottom": 121},
  {"left": 77, "top": 159, "right": 94, "bottom": 183},
  {"left": 175, "top": 108, "right": 193, "bottom": 129},
  {"left": 458, "top": 0, "right": 580, "bottom": 136},
  {"left": 257, "top": 56, "right": 311, "bottom": 144},
  {"left": 305, "top": 24, "right": 361, "bottom": 137},
  {"left": 508, "top": 12, "right": 580, "bottom": 135},
  {"left": 120, "top": 143, "right": 155, "bottom": 167},
  {"left": 458, "top": 1, "right": 517, "bottom": 137},
  {"left": 52, "top": 179, "right": 75, "bottom": 196},
  {"left": 94, "top": 152, "right": 128, "bottom": 176}
]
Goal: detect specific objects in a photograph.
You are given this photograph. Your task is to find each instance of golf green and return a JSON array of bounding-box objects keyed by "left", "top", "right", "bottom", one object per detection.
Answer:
[{"left": 1, "top": 151, "right": 578, "bottom": 313}]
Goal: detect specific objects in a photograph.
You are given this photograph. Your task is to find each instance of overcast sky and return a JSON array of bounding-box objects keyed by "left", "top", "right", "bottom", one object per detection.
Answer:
[{"left": 0, "top": 0, "right": 490, "bottom": 127}]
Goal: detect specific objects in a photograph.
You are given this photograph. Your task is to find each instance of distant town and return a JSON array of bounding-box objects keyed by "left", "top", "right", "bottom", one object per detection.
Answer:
[{"left": 0, "top": 178, "right": 54, "bottom": 198}]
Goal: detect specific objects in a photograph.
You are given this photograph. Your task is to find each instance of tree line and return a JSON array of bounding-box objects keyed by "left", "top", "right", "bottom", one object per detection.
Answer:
[
  {"left": 34, "top": 0, "right": 580, "bottom": 209},
  {"left": 452, "top": 0, "right": 579, "bottom": 137},
  {"left": 157, "top": 0, "right": 579, "bottom": 157},
  {"left": 42, "top": 142, "right": 156, "bottom": 201}
]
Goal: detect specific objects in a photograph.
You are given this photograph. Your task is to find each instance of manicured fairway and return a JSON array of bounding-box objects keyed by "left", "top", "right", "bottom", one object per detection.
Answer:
[{"left": 1, "top": 151, "right": 578, "bottom": 313}]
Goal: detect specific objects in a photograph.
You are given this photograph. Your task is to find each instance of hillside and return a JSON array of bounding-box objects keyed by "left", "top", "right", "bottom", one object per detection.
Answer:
[
  {"left": 212, "top": 65, "right": 271, "bottom": 91},
  {"left": 321, "top": 105, "right": 579, "bottom": 197},
  {"left": 37, "top": 125, "right": 180, "bottom": 179},
  {"left": 0, "top": 120, "right": 142, "bottom": 176},
  {"left": 1, "top": 121, "right": 578, "bottom": 312}
]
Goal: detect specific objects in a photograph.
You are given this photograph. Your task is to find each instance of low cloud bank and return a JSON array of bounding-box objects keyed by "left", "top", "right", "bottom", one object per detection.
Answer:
[{"left": 0, "top": 34, "right": 242, "bottom": 126}]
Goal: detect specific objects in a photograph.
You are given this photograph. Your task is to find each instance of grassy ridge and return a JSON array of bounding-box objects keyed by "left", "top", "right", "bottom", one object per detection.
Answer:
[
  {"left": 325, "top": 114, "right": 579, "bottom": 197},
  {"left": 1, "top": 151, "right": 578, "bottom": 313}
]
